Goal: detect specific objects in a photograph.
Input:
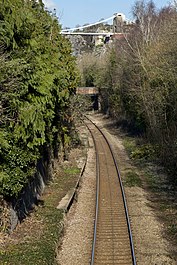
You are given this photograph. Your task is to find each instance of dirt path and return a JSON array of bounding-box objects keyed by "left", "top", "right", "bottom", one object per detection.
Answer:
[
  {"left": 57, "top": 130, "right": 96, "bottom": 265},
  {"left": 57, "top": 113, "right": 176, "bottom": 265}
]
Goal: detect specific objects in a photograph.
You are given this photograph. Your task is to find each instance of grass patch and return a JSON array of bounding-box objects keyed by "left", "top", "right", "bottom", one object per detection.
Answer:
[
  {"left": 123, "top": 134, "right": 177, "bottom": 248},
  {"left": 64, "top": 167, "right": 80, "bottom": 175},
  {"left": 123, "top": 137, "right": 160, "bottom": 190},
  {"left": 123, "top": 138, "right": 137, "bottom": 157},
  {"left": 143, "top": 170, "right": 159, "bottom": 190},
  {"left": 0, "top": 163, "right": 81, "bottom": 265},
  {"left": 123, "top": 138, "right": 156, "bottom": 163},
  {"left": 130, "top": 144, "right": 155, "bottom": 161},
  {"left": 1, "top": 205, "right": 63, "bottom": 265},
  {"left": 124, "top": 171, "right": 142, "bottom": 187},
  {"left": 1, "top": 209, "right": 63, "bottom": 265}
]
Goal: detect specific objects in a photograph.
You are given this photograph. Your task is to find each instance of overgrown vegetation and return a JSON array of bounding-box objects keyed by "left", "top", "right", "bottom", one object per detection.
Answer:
[
  {"left": 0, "top": 160, "right": 82, "bottom": 264},
  {"left": 78, "top": 0, "right": 177, "bottom": 183},
  {"left": 0, "top": 0, "right": 79, "bottom": 199},
  {"left": 124, "top": 171, "right": 142, "bottom": 187}
]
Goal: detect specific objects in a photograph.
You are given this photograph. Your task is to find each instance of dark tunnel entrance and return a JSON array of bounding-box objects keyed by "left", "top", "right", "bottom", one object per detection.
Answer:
[{"left": 91, "top": 94, "right": 99, "bottom": 111}]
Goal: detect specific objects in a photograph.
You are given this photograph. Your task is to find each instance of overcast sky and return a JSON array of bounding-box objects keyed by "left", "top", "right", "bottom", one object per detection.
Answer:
[{"left": 43, "top": 0, "right": 172, "bottom": 28}]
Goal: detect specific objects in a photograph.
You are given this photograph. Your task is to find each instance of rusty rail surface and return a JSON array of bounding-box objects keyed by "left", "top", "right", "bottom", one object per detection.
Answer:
[{"left": 84, "top": 117, "right": 136, "bottom": 265}]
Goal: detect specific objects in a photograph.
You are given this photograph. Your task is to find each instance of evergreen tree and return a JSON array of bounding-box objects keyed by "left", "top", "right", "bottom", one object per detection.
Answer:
[{"left": 0, "top": 0, "right": 79, "bottom": 198}]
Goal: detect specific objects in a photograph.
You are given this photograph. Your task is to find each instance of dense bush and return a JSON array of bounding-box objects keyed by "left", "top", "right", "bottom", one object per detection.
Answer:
[{"left": 0, "top": 0, "right": 79, "bottom": 198}]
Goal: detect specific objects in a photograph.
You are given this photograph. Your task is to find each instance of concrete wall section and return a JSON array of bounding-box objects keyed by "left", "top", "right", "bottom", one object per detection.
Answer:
[{"left": 10, "top": 158, "right": 49, "bottom": 231}]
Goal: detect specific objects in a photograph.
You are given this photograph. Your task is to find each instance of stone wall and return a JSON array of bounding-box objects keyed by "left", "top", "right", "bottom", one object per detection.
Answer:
[{"left": 8, "top": 158, "right": 50, "bottom": 232}]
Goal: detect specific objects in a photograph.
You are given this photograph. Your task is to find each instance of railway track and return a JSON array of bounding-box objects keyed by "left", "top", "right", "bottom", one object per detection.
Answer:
[{"left": 84, "top": 117, "right": 136, "bottom": 265}]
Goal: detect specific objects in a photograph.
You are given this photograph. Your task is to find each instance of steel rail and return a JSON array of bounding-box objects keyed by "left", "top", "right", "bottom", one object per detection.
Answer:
[
  {"left": 82, "top": 120, "right": 100, "bottom": 265},
  {"left": 84, "top": 116, "right": 136, "bottom": 265}
]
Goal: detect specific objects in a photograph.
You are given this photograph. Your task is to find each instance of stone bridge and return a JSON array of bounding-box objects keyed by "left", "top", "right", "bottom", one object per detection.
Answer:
[
  {"left": 76, "top": 87, "right": 99, "bottom": 110},
  {"left": 76, "top": 87, "right": 99, "bottom": 95}
]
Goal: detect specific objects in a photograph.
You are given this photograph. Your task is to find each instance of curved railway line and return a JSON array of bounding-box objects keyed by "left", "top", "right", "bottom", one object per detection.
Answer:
[{"left": 84, "top": 116, "right": 136, "bottom": 265}]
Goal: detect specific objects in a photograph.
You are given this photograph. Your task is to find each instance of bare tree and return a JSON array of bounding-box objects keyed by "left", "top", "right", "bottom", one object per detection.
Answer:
[{"left": 132, "top": 0, "right": 159, "bottom": 44}]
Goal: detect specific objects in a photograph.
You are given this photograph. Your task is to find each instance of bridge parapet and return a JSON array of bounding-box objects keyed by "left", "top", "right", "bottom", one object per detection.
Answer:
[{"left": 76, "top": 87, "right": 99, "bottom": 95}]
